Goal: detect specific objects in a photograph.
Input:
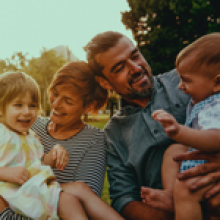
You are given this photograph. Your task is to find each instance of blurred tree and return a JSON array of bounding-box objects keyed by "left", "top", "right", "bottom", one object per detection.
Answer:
[
  {"left": 0, "top": 52, "right": 28, "bottom": 73},
  {"left": 107, "top": 91, "right": 120, "bottom": 117},
  {"left": 11, "top": 52, "right": 29, "bottom": 69},
  {"left": 24, "top": 49, "right": 67, "bottom": 115},
  {"left": 0, "top": 49, "right": 70, "bottom": 115},
  {"left": 122, "top": 0, "right": 220, "bottom": 75},
  {"left": 0, "top": 60, "right": 8, "bottom": 74}
]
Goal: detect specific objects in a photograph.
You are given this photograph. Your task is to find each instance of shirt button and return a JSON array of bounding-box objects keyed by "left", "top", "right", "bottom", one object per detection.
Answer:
[{"left": 154, "top": 129, "right": 158, "bottom": 134}]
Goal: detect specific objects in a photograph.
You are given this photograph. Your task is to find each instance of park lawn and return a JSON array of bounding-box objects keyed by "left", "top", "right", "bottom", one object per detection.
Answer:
[{"left": 87, "top": 117, "right": 111, "bottom": 205}]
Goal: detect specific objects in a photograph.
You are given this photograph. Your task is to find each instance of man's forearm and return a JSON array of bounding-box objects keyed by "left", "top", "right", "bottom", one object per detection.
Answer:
[{"left": 121, "top": 201, "right": 174, "bottom": 220}]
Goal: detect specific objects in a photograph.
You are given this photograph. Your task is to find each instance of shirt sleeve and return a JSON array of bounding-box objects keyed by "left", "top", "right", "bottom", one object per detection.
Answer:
[
  {"left": 105, "top": 126, "right": 141, "bottom": 214},
  {"left": 73, "top": 130, "right": 106, "bottom": 197},
  {"left": 0, "top": 125, "right": 18, "bottom": 168},
  {"left": 198, "top": 99, "right": 220, "bottom": 130},
  {"left": 0, "top": 207, "right": 31, "bottom": 220},
  {"left": 0, "top": 128, "right": 32, "bottom": 219}
]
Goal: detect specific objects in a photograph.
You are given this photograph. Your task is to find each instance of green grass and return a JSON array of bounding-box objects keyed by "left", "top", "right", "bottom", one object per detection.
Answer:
[
  {"left": 88, "top": 120, "right": 108, "bottom": 129},
  {"left": 87, "top": 116, "right": 111, "bottom": 205}
]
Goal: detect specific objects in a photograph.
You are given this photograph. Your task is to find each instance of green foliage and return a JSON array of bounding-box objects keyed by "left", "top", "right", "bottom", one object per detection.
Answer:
[
  {"left": 0, "top": 52, "right": 28, "bottom": 74},
  {"left": 122, "top": 0, "right": 220, "bottom": 75},
  {"left": 101, "top": 171, "right": 111, "bottom": 205},
  {"left": 24, "top": 49, "right": 67, "bottom": 115}
]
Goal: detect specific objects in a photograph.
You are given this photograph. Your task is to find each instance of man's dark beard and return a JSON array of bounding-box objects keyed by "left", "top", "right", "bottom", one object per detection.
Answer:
[{"left": 124, "top": 71, "right": 155, "bottom": 100}]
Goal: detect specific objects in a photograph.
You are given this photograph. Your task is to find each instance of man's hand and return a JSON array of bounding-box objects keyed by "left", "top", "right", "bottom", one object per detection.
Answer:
[
  {"left": 152, "top": 110, "right": 180, "bottom": 138},
  {"left": 3, "top": 167, "right": 29, "bottom": 185},
  {"left": 174, "top": 150, "right": 220, "bottom": 198},
  {"left": 50, "top": 144, "right": 69, "bottom": 170}
]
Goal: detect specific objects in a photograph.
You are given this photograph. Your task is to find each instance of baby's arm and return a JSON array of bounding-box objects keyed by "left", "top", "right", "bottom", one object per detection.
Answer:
[
  {"left": 0, "top": 167, "right": 29, "bottom": 185},
  {"left": 43, "top": 144, "right": 69, "bottom": 170},
  {"left": 152, "top": 110, "right": 220, "bottom": 152}
]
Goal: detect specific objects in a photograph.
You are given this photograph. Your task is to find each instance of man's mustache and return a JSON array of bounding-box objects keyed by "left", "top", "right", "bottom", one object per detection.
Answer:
[{"left": 128, "top": 68, "right": 148, "bottom": 86}]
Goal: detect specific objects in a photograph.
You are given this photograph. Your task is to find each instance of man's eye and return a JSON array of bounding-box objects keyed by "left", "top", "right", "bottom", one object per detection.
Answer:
[
  {"left": 115, "top": 65, "right": 124, "bottom": 73},
  {"left": 132, "top": 53, "right": 139, "bottom": 59}
]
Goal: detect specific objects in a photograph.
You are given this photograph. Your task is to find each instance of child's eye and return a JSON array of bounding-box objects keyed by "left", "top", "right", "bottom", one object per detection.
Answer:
[
  {"left": 30, "top": 104, "right": 37, "bottom": 108},
  {"left": 14, "top": 103, "right": 22, "bottom": 107},
  {"left": 183, "top": 79, "right": 190, "bottom": 83}
]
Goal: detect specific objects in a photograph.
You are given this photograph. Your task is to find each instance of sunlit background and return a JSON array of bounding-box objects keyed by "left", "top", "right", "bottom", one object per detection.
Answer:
[{"left": 0, "top": 0, "right": 134, "bottom": 61}]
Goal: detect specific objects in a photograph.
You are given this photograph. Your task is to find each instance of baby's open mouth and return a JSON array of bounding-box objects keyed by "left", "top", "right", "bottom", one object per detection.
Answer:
[{"left": 18, "top": 119, "right": 30, "bottom": 123}]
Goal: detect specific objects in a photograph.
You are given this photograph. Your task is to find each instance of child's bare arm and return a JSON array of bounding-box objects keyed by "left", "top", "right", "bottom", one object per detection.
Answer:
[
  {"left": 152, "top": 110, "right": 220, "bottom": 152},
  {"left": 43, "top": 152, "right": 56, "bottom": 168},
  {"left": 0, "top": 167, "right": 29, "bottom": 185}
]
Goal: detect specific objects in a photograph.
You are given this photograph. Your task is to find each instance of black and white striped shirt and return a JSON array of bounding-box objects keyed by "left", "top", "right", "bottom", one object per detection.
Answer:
[
  {"left": 32, "top": 116, "right": 106, "bottom": 196},
  {"left": 0, "top": 116, "right": 106, "bottom": 220}
]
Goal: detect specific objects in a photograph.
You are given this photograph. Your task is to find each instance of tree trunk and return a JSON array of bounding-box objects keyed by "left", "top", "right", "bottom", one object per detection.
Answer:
[
  {"left": 110, "top": 102, "right": 114, "bottom": 118},
  {"left": 83, "top": 113, "right": 88, "bottom": 122}
]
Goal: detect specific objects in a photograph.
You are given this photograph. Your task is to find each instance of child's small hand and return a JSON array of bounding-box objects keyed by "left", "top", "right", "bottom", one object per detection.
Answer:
[
  {"left": 7, "top": 167, "right": 29, "bottom": 185},
  {"left": 152, "top": 109, "right": 180, "bottom": 138},
  {"left": 51, "top": 144, "right": 69, "bottom": 170}
]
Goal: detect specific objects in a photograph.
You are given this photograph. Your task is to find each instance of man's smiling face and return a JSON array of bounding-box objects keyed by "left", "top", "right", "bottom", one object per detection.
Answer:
[{"left": 95, "top": 36, "right": 154, "bottom": 101}]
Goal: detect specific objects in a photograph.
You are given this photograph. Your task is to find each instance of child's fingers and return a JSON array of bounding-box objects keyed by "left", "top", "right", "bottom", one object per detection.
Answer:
[
  {"left": 23, "top": 169, "right": 30, "bottom": 180},
  {"left": 53, "top": 144, "right": 69, "bottom": 170},
  {"left": 20, "top": 175, "right": 29, "bottom": 185},
  {"left": 152, "top": 111, "right": 172, "bottom": 122},
  {"left": 52, "top": 149, "right": 57, "bottom": 160},
  {"left": 140, "top": 194, "right": 145, "bottom": 198},
  {"left": 141, "top": 186, "right": 149, "bottom": 193},
  {"left": 59, "top": 154, "right": 69, "bottom": 170},
  {"left": 63, "top": 155, "right": 69, "bottom": 168},
  {"left": 55, "top": 152, "right": 63, "bottom": 170},
  {"left": 152, "top": 109, "right": 165, "bottom": 118},
  {"left": 17, "top": 169, "right": 29, "bottom": 185},
  {"left": 56, "top": 152, "right": 68, "bottom": 170}
]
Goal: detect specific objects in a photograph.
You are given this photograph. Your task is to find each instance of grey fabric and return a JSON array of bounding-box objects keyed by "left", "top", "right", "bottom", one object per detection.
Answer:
[{"left": 105, "top": 69, "right": 190, "bottom": 213}]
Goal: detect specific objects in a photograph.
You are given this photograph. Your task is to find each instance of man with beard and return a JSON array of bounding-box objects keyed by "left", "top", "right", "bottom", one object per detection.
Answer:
[{"left": 84, "top": 31, "right": 220, "bottom": 220}]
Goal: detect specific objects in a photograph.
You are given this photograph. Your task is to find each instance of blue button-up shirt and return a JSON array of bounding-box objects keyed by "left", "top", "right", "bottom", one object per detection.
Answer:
[{"left": 104, "top": 69, "right": 190, "bottom": 213}]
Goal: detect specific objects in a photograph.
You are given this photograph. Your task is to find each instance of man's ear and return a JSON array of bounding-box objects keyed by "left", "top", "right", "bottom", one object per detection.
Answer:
[
  {"left": 95, "top": 76, "right": 113, "bottom": 90},
  {"left": 213, "top": 74, "right": 220, "bottom": 93}
]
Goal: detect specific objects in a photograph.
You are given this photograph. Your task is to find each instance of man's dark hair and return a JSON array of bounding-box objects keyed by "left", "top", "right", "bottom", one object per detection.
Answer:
[{"left": 84, "top": 31, "right": 124, "bottom": 77}]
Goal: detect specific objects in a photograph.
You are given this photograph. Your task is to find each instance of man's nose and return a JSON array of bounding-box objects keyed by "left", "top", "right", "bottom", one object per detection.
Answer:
[{"left": 128, "top": 60, "right": 142, "bottom": 75}]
